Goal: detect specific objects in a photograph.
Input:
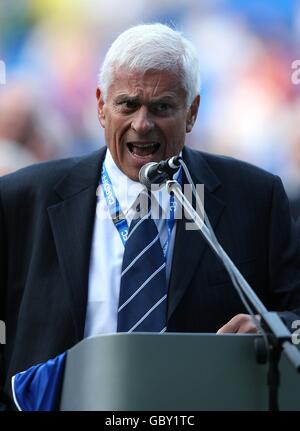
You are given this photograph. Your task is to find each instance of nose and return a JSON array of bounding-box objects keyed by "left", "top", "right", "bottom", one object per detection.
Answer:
[{"left": 131, "top": 106, "right": 154, "bottom": 135}]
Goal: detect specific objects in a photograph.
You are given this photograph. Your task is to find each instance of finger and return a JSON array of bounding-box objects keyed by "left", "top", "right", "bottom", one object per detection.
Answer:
[
  {"left": 216, "top": 319, "right": 240, "bottom": 334},
  {"left": 235, "top": 321, "right": 258, "bottom": 334},
  {"left": 216, "top": 314, "right": 255, "bottom": 334},
  {"left": 236, "top": 314, "right": 260, "bottom": 333}
]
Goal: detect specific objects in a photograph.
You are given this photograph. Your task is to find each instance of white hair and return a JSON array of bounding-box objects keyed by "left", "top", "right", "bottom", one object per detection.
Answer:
[{"left": 98, "top": 23, "right": 201, "bottom": 107}]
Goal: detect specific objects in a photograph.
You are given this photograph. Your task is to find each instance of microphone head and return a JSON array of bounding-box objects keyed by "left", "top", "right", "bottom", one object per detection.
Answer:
[
  {"left": 168, "top": 155, "right": 182, "bottom": 169},
  {"left": 139, "top": 162, "right": 157, "bottom": 190},
  {"left": 139, "top": 157, "right": 182, "bottom": 190}
]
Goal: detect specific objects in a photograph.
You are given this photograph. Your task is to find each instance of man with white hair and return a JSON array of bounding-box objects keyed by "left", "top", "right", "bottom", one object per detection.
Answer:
[{"left": 1, "top": 23, "right": 300, "bottom": 410}]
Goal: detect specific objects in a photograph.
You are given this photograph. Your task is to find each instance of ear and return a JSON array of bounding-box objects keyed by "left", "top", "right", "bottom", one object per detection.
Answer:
[
  {"left": 96, "top": 87, "right": 106, "bottom": 128},
  {"left": 186, "top": 95, "right": 200, "bottom": 133}
]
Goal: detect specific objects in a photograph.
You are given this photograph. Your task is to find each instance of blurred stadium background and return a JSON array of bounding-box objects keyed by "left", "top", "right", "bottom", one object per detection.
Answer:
[{"left": 0, "top": 0, "right": 300, "bottom": 213}]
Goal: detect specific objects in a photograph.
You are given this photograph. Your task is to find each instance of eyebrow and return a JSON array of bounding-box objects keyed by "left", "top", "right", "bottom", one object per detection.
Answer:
[
  {"left": 114, "top": 94, "right": 178, "bottom": 104},
  {"left": 115, "top": 95, "right": 140, "bottom": 104}
]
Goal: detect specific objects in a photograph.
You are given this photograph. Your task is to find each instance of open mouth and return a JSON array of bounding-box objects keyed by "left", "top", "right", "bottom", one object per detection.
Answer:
[{"left": 127, "top": 142, "right": 160, "bottom": 157}]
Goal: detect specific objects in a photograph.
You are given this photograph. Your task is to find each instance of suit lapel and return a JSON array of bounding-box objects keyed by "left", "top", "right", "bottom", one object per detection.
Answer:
[
  {"left": 47, "top": 148, "right": 107, "bottom": 339},
  {"left": 167, "top": 147, "right": 226, "bottom": 321}
]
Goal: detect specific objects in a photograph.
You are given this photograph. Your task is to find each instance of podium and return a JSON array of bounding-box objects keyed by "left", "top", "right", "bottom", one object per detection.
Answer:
[{"left": 60, "top": 333, "right": 300, "bottom": 411}]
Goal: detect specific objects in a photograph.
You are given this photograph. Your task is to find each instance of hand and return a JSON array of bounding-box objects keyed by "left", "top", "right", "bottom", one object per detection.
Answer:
[{"left": 216, "top": 313, "right": 259, "bottom": 334}]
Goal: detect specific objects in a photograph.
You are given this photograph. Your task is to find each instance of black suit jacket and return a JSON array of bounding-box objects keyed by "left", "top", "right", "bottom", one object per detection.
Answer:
[{"left": 1, "top": 146, "right": 300, "bottom": 408}]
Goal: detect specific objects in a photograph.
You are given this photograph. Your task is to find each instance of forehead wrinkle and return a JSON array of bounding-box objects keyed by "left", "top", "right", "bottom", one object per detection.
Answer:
[
  {"left": 123, "top": 71, "right": 174, "bottom": 93},
  {"left": 148, "top": 71, "right": 162, "bottom": 98},
  {"left": 110, "top": 69, "right": 186, "bottom": 105}
]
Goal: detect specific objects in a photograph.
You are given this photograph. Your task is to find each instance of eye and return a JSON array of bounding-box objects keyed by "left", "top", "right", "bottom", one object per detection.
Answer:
[
  {"left": 152, "top": 103, "right": 172, "bottom": 114},
  {"left": 119, "top": 100, "right": 139, "bottom": 111}
]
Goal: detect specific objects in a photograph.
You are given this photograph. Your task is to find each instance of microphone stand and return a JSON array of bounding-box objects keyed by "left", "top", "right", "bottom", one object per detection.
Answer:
[{"left": 166, "top": 179, "right": 300, "bottom": 411}]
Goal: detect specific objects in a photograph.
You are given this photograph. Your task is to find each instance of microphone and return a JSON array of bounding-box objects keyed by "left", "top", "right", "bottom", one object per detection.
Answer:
[{"left": 139, "top": 156, "right": 182, "bottom": 189}]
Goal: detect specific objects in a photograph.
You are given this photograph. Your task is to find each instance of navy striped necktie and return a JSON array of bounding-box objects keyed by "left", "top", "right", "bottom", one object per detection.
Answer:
[{"left": 117, "top": 195, "right": 167, "bottom": 333}]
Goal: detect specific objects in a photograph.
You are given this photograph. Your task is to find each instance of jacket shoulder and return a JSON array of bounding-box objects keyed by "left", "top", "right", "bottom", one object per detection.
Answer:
[
  {"left": 0, "top": 156, "right": 82, "bottom": 190},
  {"left": 185, "top": 147, "right": 278, "bottom": 190},
  {"left": 0, "top": 150, "right": 103, "bottom": 197},
  {"left": 200, "top": 150, "right": 276, "bottom": 181}
]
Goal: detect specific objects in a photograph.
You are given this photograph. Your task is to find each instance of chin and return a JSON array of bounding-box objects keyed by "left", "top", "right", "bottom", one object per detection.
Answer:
[
  {"left": 122, "top": 168, "right": 140, "bottom": 182},
  {"left": 130, "top": 172, "right": 140, "bottom": 182}
]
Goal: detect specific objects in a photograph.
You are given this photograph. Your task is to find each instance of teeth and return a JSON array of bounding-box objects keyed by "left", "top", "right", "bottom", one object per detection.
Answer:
[
  {"left": 128, "top": 142, "right": 160, "bottom": 157},
  {"left": 131, "top": 143, "right": 157, "bottom": 149}
]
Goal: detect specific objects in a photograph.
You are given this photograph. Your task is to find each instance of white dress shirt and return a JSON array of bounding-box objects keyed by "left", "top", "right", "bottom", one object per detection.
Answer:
[{"left": 84, "top": 149, "right": 178, "bottom": 337}]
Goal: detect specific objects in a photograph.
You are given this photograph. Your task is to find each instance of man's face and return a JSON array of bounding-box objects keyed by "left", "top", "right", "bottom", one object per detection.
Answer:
[{"left": 96, "top": 68, "right": 199, "bottom": 181}]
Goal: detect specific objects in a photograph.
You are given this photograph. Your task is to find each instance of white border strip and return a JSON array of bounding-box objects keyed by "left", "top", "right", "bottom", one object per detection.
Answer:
[{"left": 11, "top": 375, "right": 23, "bottom": 411}]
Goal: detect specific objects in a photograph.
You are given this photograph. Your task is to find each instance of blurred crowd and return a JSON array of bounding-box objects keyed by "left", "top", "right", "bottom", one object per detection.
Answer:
[{"left": 0, "top": 0, "right": 300, "bottom": 215}]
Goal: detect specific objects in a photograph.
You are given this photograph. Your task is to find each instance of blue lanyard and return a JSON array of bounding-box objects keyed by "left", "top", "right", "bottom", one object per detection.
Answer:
[
  {"left": 100, "top": 164, "right": 129, "bottom": 245},
  {"left": 99, "top": 163, "right": 181, "bottom": 254}
]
